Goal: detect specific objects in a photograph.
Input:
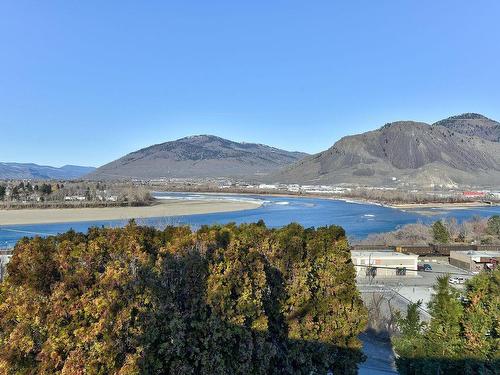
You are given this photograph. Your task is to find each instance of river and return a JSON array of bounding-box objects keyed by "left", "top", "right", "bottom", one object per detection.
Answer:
[{"left": 1, "top": 192, "right": 500, "bottom": 248}]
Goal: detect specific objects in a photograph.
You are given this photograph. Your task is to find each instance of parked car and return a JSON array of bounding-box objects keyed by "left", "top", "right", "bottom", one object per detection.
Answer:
[
  {"left": 417, "top": 263, "right": 432, "bottom": 271},
  {"left": 449, "top": 276, "right": 466, "bottom": 284}
]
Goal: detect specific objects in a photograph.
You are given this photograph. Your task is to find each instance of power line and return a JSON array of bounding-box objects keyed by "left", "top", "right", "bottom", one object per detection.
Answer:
[{"left": 353, "top": 263, "right": 475, "bottom": 276}]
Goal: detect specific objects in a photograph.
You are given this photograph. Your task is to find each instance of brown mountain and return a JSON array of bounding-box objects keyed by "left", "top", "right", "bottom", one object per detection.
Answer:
[
  {"left": 433, "top": 113, "right": 500, "bottom": 142},
  {"left": 272, "top": 114, "right": 500, "bottom": 187},
  {"left": 87, "top": 135, "right": 308, "bottom": 180}
]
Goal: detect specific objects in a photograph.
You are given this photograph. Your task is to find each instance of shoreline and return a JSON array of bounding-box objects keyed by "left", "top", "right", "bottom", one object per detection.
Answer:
[
  {"left": 0, "top": 199, "right": 262, "bottom": 226},
  {"left": 153, "top": 190, "right": 496, "bottom": 210}
]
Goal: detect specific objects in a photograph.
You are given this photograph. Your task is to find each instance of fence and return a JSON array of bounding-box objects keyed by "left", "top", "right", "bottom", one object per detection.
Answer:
[{"left": 353, "top": 243, "right": 500, "bottom": 256}]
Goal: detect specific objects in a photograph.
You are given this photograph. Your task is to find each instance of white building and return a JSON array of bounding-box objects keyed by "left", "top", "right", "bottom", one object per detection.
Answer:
[
  {"left": 65, "top": 196, "right": 86, "bottom": 201},
  {"left": 351, "top": 250, "right": 418, "bottom": 278},
  {"left": 0, "top": 250, "right": 13, "bottom": 281},
  {"left": 258, "top": 184, "right": 277, "bottom": 190}
]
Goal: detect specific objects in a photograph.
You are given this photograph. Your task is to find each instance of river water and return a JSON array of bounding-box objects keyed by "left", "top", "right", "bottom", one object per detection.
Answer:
[{"left": 1, "top": 192, "right": 500, "bottom": 248}]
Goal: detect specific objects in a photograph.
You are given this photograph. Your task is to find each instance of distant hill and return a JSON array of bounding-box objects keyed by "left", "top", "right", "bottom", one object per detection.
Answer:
[
  {"left": 433, "top": 113, "right": 500, "bottom": 143},
  {"left": 87, "top": 135, "right": 308, "bottom": 180},
  {"left": 272, "top": 114, "right": 500, "bottom": 188},
  {"left": 0, "top": 163, "right": 96, "bottom": 180}
]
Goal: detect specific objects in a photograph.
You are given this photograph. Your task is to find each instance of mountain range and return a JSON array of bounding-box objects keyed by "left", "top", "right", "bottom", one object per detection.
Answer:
[
  {"left": 0, "top": 163, "right": 96, "bottom": 180},
  {"left": 273, "top": 113, "right": 500, "bottom": 187},
  {"left": 4, "top": 113, "right": 500, "bottom": 187},
  {"left": 86, "top": 135, "right": 308, "bottom": 180}
]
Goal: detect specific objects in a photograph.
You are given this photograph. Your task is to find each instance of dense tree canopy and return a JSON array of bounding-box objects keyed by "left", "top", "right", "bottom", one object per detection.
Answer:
[
  {"left": 393, "top": 271, "right": 500, "bottom": 374},
  {"left": 0, "top": 221, "right": 367, "bottom": 374}
]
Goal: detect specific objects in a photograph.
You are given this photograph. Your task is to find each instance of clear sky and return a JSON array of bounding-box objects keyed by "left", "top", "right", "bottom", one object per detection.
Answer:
[{"left": 1, "top": 1, "right": 500, "bottom": 167}]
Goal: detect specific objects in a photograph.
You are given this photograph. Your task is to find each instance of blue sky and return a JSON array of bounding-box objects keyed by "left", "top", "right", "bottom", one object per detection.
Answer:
[{"left": 1, "top": 1, "right": 499, "bottom": 167}]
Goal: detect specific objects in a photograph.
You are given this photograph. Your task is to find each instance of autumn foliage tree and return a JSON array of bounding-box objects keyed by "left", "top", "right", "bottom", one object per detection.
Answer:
[{"left": 0, "top": 221, "right": 367, "bottom": 374}]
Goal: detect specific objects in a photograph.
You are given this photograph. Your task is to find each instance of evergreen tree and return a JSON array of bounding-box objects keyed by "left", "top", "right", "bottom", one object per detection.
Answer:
[
  {"left": 398, "top": 301, "right": 425, "bottom": 337},
  {"left": 11, "top": 186, "right": 19, "bottom": 200},
  {"left": 40, "top": 183, "right": 52, "bottom": 195},
  {"left": 425, "top": 276, "right": 464, "bottom": 359},
  {"left": 85, "top": 186, "right": 91, "bottom": 200},
  {"left": 461, "top": 270, "right": 499, "bottom": 365},
  {"left": 392, "top": 302, "right": 426, "bottom": 374},
  {"left": 393, "top": 271, "right": 500, "bottom": 374},
  {"left": 486, "top": 215, "right": 500, "bottom": 237},
  {"left": 432, "top": 221, "right": 450, "bottom": 243}
]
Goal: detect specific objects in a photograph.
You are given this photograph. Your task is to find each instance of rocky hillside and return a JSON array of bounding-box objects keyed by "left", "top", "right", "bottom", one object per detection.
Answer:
[
  {"left": 433, "top": 113, "right": 500, "bottom": 142},
  {"left": 87, "top": 135, "right": 307, "bottom": 180},
  {"left": 0, "top": 163, "right": 96, "bottom": 180},
  {"left": 273, "top": 114, "right": 500, "bottom": 187}
]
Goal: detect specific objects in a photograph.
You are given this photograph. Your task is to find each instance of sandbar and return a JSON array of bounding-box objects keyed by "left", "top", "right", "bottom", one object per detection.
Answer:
[{"left": 0, "top": 199, "right": 261, "bottom": 226}]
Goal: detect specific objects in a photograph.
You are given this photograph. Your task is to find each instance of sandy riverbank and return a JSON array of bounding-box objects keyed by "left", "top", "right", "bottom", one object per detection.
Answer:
[{"left": 0, "top": 199, "right": 262, "bottom": 226}]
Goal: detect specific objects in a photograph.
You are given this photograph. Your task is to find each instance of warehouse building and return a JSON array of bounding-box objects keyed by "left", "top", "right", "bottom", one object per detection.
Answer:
[
  {"left": 351, "top": 250, "right": 418, "bottom": 278},
  {"left": 449, "top": 250, "right": 499, "bottom": 273}
]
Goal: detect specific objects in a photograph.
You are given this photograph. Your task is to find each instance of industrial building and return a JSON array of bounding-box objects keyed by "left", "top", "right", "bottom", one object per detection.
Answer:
[
  {"left": 449, "top": 250, "right": 499, "bottom": 273},
  {"left": 351, "top": 250, "right": 418, "bottom": 278}
]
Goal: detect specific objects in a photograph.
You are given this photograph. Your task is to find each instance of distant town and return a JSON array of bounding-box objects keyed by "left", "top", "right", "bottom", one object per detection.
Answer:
[
  {"left": 142, "top": 177, "right": 500, "bottom": 206},
  {"left": 0, "top": 180, "right": 152, "bottom": 209},
  {"left": 2, "top": 177, "right": 500, "bottom": 213}
]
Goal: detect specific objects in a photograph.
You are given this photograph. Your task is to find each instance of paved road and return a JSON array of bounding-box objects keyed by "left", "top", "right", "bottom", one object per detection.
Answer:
[{"left": 358, "top": 332, "right": 398, "bottom": 374}]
